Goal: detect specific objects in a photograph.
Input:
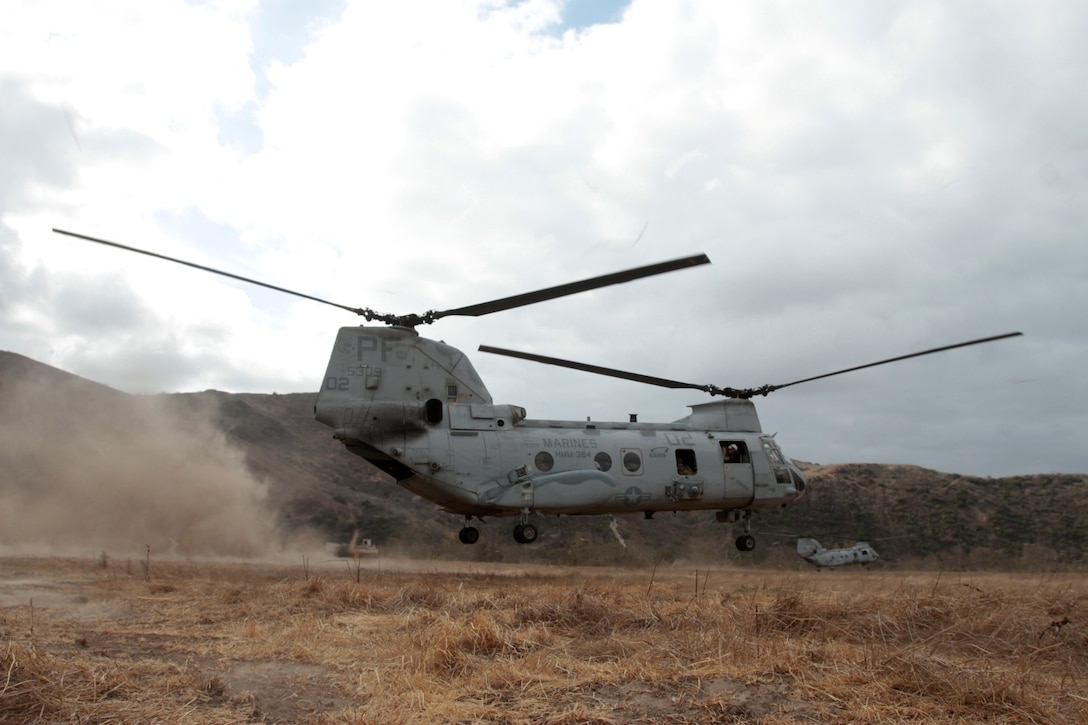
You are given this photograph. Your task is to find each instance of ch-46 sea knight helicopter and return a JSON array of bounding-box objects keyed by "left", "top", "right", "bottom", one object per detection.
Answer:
[
  {"left": 52, "top": 229, "right": 1022, "bottom": 552},
  {"left": 796, "top": 539, "right": 880, "bottom": 569}
]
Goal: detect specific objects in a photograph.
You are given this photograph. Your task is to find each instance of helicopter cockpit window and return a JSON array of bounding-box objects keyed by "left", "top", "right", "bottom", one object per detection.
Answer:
[
  {"left": 762, "top": 440, "right": 784, "bottom": 465},
  {"left": 762, "top": 440, "right": 791, "bottom": 483},
  {"left": 675, "top": 449, "right": 697, "bottom": 475}
]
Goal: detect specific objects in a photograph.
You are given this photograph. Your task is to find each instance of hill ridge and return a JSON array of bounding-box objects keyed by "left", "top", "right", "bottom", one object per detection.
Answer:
[{"left": 1, "top": 352, "right": 1084, "bottom": 568}]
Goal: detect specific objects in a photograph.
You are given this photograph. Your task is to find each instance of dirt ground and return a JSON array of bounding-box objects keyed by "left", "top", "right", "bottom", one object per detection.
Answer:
[{"left": 2, "top": 555, "right": 1087, "bottom": 723}]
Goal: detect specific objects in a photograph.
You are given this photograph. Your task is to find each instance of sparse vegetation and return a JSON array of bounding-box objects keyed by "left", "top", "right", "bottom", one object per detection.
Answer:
[
  {"left": 3, "top": 557, "right": 1087, "bottom": 723},
  {"left": 764, "top": 463, "right": 1088, "bottom": 570}
]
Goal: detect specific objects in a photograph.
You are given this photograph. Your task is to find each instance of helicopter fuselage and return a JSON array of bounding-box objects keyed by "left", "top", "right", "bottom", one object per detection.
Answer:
[
  {"left": 315, "top": 326, "right": 806, "bottom": 523},
  {"left": 333, "top": 406, "right": 806, "bottom": 518}
]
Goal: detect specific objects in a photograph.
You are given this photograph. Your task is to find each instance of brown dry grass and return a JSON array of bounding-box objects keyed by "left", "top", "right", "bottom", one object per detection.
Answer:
[{"left": 2, "top": 557, "right": 1087, "bottom": 724}]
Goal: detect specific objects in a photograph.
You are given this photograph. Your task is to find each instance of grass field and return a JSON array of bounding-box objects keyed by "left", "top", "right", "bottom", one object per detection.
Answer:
[{"left": 2, "top": 556, "right": 1086, "bottom": 723}]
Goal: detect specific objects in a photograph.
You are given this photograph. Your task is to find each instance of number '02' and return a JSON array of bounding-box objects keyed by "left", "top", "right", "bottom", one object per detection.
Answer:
[{"left": 326, "top": 377, "right": 349, "bottom": 390}]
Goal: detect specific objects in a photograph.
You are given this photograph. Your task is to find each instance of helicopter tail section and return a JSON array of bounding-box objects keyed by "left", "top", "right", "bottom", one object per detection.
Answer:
[{"left": 315, "top": 326, "right": 493, "bottom": 433}]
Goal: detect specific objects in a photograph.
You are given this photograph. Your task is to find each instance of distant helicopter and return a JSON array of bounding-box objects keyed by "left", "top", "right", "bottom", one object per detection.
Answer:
[
  {"left": 51, "top": 229, "right": 1021, "bottom": 552},
  {"left": 796, "top": 538, "right": 879, "bottom": 569}
]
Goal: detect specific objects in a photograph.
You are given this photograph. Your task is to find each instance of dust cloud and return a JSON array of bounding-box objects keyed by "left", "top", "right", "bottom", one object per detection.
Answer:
[{"left": 0, "top": 358, "right": 290, "bottom": 559}]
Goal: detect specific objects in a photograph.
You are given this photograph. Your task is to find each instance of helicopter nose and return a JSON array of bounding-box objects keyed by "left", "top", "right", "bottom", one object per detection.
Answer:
[{"left": 788, "top": 464, "right": 807, "bottom": 498}]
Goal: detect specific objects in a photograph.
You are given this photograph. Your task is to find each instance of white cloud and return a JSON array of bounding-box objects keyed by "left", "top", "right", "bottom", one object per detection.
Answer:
[{"left": 2, "top": 0, "right": 1085, "bottom": 476}]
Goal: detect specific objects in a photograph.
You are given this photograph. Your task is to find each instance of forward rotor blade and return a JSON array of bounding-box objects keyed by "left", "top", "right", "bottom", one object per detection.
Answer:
[
  {"left": 436, "top": 254, "right": 711, "bottom": 320},
  {"left": 479, "top": 345, "right": 703, "bottom": 390},
  {"left": 52, "top": 229, "right": 366, "bottom": 315},
  {"left": 766, "top": 332, "right": 1024, "bottom": 394},
  {"left": 482, "top": 331, "right": 1024, "bottom": 400}
]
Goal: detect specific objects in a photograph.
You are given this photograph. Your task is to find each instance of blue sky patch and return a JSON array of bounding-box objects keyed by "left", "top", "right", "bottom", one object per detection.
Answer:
[{"left": 558, "top": 0, "right": 630, "bottom": 32}]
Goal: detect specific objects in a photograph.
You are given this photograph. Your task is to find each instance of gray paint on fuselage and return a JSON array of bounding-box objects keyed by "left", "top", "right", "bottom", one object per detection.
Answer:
[{"left": 430, "top": 417, "right": 772, "bottom": 516}]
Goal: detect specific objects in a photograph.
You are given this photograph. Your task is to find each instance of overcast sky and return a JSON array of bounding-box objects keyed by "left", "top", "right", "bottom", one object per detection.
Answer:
[{"left": 2, "top": 0, "right": 1085, "bottom": 478}]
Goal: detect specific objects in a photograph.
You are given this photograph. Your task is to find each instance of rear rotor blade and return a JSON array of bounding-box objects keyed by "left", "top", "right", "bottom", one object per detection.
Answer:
[
  {"left": 52, "top": 228, "right": 367, "bottom": 316},
  {"left": 54, "top": 229, "right": 710, "bottom": 327},
  {"left": 435, "top": 254, "right": 710, "bottom": 320}
]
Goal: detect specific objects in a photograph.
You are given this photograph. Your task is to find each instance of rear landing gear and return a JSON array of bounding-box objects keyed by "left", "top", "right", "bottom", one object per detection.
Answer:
[{"left": 457, "top": 514, "right": 540, "bottom": 545}]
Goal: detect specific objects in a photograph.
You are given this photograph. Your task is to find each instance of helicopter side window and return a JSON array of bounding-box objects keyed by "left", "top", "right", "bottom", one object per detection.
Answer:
[
  {"left": 675, "top": 449, "right": 697, "bottom": 475},
  {"left": 425, "top": 398, "right": 444, "bottom": 424},
  {"left": 720, "top": 441, "right": 749, "bottom": 464},
  {"left": 594, "top": 452, "right": 612, "bottom": 472},
  {"left": 535, "top": 451, "right": 554, "bottom": 472}
]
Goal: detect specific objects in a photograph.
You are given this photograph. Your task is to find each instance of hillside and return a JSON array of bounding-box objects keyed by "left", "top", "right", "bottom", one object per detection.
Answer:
[
  {"left": 2, "top": 350, "right": 1085, "bottom": 568},
  {"left": 760, "top": 462, "right": 1088, "bottom": 569}
]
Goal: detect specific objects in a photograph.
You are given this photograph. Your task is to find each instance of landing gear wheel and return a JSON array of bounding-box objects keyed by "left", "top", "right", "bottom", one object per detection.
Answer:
[
  {"left": 735, "top": 534, "right": 756, "bottom": 552},
  {"left": 458, "top": 526, "right": 480, "bottom": 545},
  {"left": 513, "top": 523, "right": 538, "bottom": 544}
]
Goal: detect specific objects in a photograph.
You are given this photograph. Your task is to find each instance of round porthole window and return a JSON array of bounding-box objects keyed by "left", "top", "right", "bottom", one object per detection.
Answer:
[
  {"left": 535, "top": 451, "right": 554, "bottom": 472},
  {"left": 594, "top": 452, "right": 612, "bottom": 472},
  {"left": 623, "top": 451, "right": 641, "bottom": 473}
]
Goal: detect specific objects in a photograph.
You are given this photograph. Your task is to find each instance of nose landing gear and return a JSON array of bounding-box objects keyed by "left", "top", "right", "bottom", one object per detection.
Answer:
[
  {"left": 513, "top": 522, "right": 538, "bottom": 544},
  {"left": 513, "top": 508, "right": 538, "bottom": 544},
  {"left": 717, "top": 509, "right": 758, "bottom": 551}
]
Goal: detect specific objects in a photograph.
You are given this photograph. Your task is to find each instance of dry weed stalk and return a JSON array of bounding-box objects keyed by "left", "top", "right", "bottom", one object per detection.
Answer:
[{"left": 2, "top": 559, "right": 1087, "bottom": 723}]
